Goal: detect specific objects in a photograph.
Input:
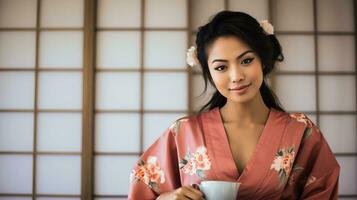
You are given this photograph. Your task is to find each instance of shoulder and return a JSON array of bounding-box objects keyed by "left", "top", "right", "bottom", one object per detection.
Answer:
[
  {"left": 288, "top": 113, "right": 339, "bottom": 166},
  {"left": 168, "top": 115, "right": 196, "bottom": 136},
  {"left": 283, "top": 111, "right": 324, "bottom": 144},
  {"left": 288, "top": 112, "right": 316, "bottom": 129},
  {"left": 168, "top": 109, "right": 213, "bottom": 136}
]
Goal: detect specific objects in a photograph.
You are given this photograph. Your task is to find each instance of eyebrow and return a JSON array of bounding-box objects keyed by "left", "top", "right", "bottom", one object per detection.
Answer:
[{"left": 211, "top": 50, "right": 255, "bottom": 64}]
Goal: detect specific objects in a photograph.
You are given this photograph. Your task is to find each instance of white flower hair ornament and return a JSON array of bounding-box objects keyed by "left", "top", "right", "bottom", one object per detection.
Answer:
[
  {"left": 259, "top": 20, "right": 274, "bottom": 35},
  {"left": 186, "top": 46, "right": 200, "bottom": 68}
]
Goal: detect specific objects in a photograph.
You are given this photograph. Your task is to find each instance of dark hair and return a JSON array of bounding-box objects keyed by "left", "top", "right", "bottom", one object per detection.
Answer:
[{"left": 195, "top": 11, "right": 285, "bottom": 113}]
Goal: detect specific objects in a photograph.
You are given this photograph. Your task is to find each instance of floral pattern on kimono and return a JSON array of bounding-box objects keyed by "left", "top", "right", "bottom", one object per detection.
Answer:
[
  {"left": 270, "top": 113, "right": 320, "bottom": 191},
  {"left": 285, "top": 125, "right": 317, "bottom": 189},
  {"left": 280, "top": 112, "right": 318, "bottom": 188},
  {"left": 270, "top": 145, "right": 297, "bottom": 187},
  {"left": 179, "top": 146, "right": 211, "bottom": 180},
  {"left": 289, "top": 113, "right": 320, "bottom": 143},
  {"left": 282, "top": 113, "right": 320, "bottom": 188},
  {"left": 289, "top": 113, "right": 314, "bottom": 128},
  {"left": 129, "top": 123, "right": 181, "bottom": 198},
  {"left": 280, "top": 113, "right": 340, "bottom": 200},
  {"left": 130, "top": 156, "right": 165, "bottom": 193}
]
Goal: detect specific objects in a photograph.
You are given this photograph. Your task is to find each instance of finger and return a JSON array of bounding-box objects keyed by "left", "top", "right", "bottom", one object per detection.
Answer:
[
  {"left": 175, "top": 188, "right": 196, "bottom": 200},
  {"left": 173, "top": 193, "right": 191, "bottom": 200},
  {"left": 191, "top": 183, "right": 200, "bottom": 190},
  {"left": 186, "top": 185, "right": 204, "bottom": 196},
  {"left": 190, "top": 184, "right": 205, "bottom": 200},
  {"left": 182, "top": 186, "right": 204, "bottom": 200}
]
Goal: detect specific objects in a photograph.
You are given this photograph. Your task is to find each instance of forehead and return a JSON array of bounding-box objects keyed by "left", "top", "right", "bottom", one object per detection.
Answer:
[{"left": 207, "top": 36, "right": 251, "bottom": 61}]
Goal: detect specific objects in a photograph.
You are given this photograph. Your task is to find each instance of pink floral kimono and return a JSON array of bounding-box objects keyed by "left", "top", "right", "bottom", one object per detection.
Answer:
[{"left": 128, "top": 107, "right": 340, "bottom": 200}]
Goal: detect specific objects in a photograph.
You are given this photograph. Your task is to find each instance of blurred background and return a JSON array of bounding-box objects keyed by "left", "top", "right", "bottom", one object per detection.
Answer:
[{"left": 0, "top": 0, "right": 356, "bottom": 199}]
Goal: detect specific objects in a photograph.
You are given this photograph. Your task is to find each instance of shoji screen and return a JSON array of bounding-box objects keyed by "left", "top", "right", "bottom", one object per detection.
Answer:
[
  {"left": 0, "top": 0, "right": 83, "bottom": 199},
  {"left": 1, "top": 0, "right": 356, "bottom": 199},
  {"left": 94, "top": 0, "right": 188, "bottom": 199}
]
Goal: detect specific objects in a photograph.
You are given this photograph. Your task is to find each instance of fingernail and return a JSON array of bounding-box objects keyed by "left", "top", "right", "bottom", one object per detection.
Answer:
[{"left": 191, "top": 183, "right": 200, "bottom": 190}]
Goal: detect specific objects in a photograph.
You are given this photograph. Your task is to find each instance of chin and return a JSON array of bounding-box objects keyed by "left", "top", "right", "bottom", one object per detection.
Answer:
[{"left": 228, "top": 97, "right": 253, "bottom": 104}]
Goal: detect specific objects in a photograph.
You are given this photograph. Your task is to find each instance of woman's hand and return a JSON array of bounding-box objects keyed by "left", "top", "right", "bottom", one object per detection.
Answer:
[{"left": 157, "top": 185, "right": 205, "bottom": 200}]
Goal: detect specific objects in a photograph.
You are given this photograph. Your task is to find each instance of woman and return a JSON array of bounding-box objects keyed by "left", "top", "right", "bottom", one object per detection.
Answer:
[{"left": 128, "top": 11, "right": 340, "bottom": 200}]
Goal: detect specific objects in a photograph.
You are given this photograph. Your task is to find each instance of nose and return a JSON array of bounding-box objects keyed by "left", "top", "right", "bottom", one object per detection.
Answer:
[{"left": 230, "top": 65, "right": 245, "bottom": 82}]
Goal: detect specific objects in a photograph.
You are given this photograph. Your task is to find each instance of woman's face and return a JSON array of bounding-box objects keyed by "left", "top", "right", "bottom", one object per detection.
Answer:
[{"left": 207, "top": 36, "right": 264, "bottom": 104}]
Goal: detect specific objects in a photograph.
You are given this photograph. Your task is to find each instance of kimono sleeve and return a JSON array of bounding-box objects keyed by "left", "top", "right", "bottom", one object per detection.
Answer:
[
  {"left": 299, "top": 126, "right": 340, "bottom": 200},
  {"left": 128, "top": 127, "right": 181, "bottom": 200}
]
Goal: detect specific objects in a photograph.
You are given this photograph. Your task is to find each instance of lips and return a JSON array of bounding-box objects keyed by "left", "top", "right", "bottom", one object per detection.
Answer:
[{"left": 230, "top": 83, "right": 251, "bottom": 90}]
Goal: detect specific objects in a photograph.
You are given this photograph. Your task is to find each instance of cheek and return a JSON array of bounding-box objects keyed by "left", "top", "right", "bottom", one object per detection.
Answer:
[
  {"left": 211, "top": 73, "right": 229, "bottom": 88},
  {"left": 248, "top": 65, "right": 264, "bottom": 85}
]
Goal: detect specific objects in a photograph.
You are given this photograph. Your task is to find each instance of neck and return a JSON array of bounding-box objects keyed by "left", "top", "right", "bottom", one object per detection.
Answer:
[{"left": 220, "top": 92, "right": 270, "bottom": 125}]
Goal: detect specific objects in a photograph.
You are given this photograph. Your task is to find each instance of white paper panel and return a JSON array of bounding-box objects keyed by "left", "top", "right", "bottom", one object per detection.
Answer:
[
  {"left": 228, "top": 0, "right": 269, "bottom": 21},
  {"left": 39, "top": 31, "right": 83, "bottom": 68},
  {"left": 40, "top": 0, "right": 84, "bottom": 27},
  {"left": 0, "top": 0, "right": 37, "bottom": 28},
  {"left": 97, "top": 0, "right": 141, "bottom": 28},
  {"left": 96, "top": 31, "right": 140, "bottom": 69},
  {"left": 0, "top": 198, "right": 32, "bottom": 200},
  {"left": 144, "top": 31, "right": 187, "bottom": 69},
  {"left": 144, "top": 72, "right": 188, "bottom": 110},
  {"left": 319, "top": 75, "right": 356, "bottom": 111},
  {"left": 0, "top": 32, "right": 36, "bottom": 68},
  {"left": 339, "top": 198, "right": 357, "bottom": 200},
  {"left": 37, "top": 113, "right": 82, "bottom": 152},
  {"left": 317, "top": 0, "right": 354, "bottom": 32},
  {"left": 337, "top": 157, "right": 357, "bottom": 195},
  {"left": 320, "top": 115, "right": 357, "bottom": 153},
  {"left": 95, "top": 72, "right": 140, "bottom": 110},
  {"left": 272, "top": 0, "right": 313, "bottom": 31},
  {"left": 318, "top": 36, "right": 355, "bottom": 72},
  {"left": 190, "top": 34, "right": 196, "bottom": 46},
  {"left": 274, "top": 75, "right": 316, "bottom": 112},
  {"left": 0, "top": 72, "right": 35, "bottom": 109},
  {"left": 145, "top": 0, "right": 187, "bottom": 28},
  {"left": 276, "top": 35, "right": 315, "bottom": 72},
  {"left": 192, "top": 74, "right": 216, "bottom": 112},
  {"left": 38, "top": 72, "right": 82, "bottom": 109},
  {"left": 143, "top": 113, "right": 186, "bottom": 150},
  {"left": 95, "top": 156, "right": 138, "bottom": 195},
  {"left": 95, "top": 113, "right": 140, "bottom": 152},
  {"left": 0, "top": 112, "right": 34, "bottom": 151},
  {"left": 37, "top": 155, "right": 81, "bottom": 194},
  {"left": 0, "top": 155, "right": 33, "bottom": 193},
  {"left": 191, "top": 0, "right": 225, "bottom": 31}
]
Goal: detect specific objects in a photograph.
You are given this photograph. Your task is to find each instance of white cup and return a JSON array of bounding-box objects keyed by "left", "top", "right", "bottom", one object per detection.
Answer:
[{"left": 198, "top": 181, "right": 240, "bottom": 200}]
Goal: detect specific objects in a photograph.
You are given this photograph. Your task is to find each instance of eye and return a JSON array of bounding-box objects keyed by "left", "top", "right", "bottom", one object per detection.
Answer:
[
  {"left": 241, "top": 57, "right": 255, "bottom": 65},
  {"left": 214, "top": 65, "right": 227, "bottom": 71}
]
